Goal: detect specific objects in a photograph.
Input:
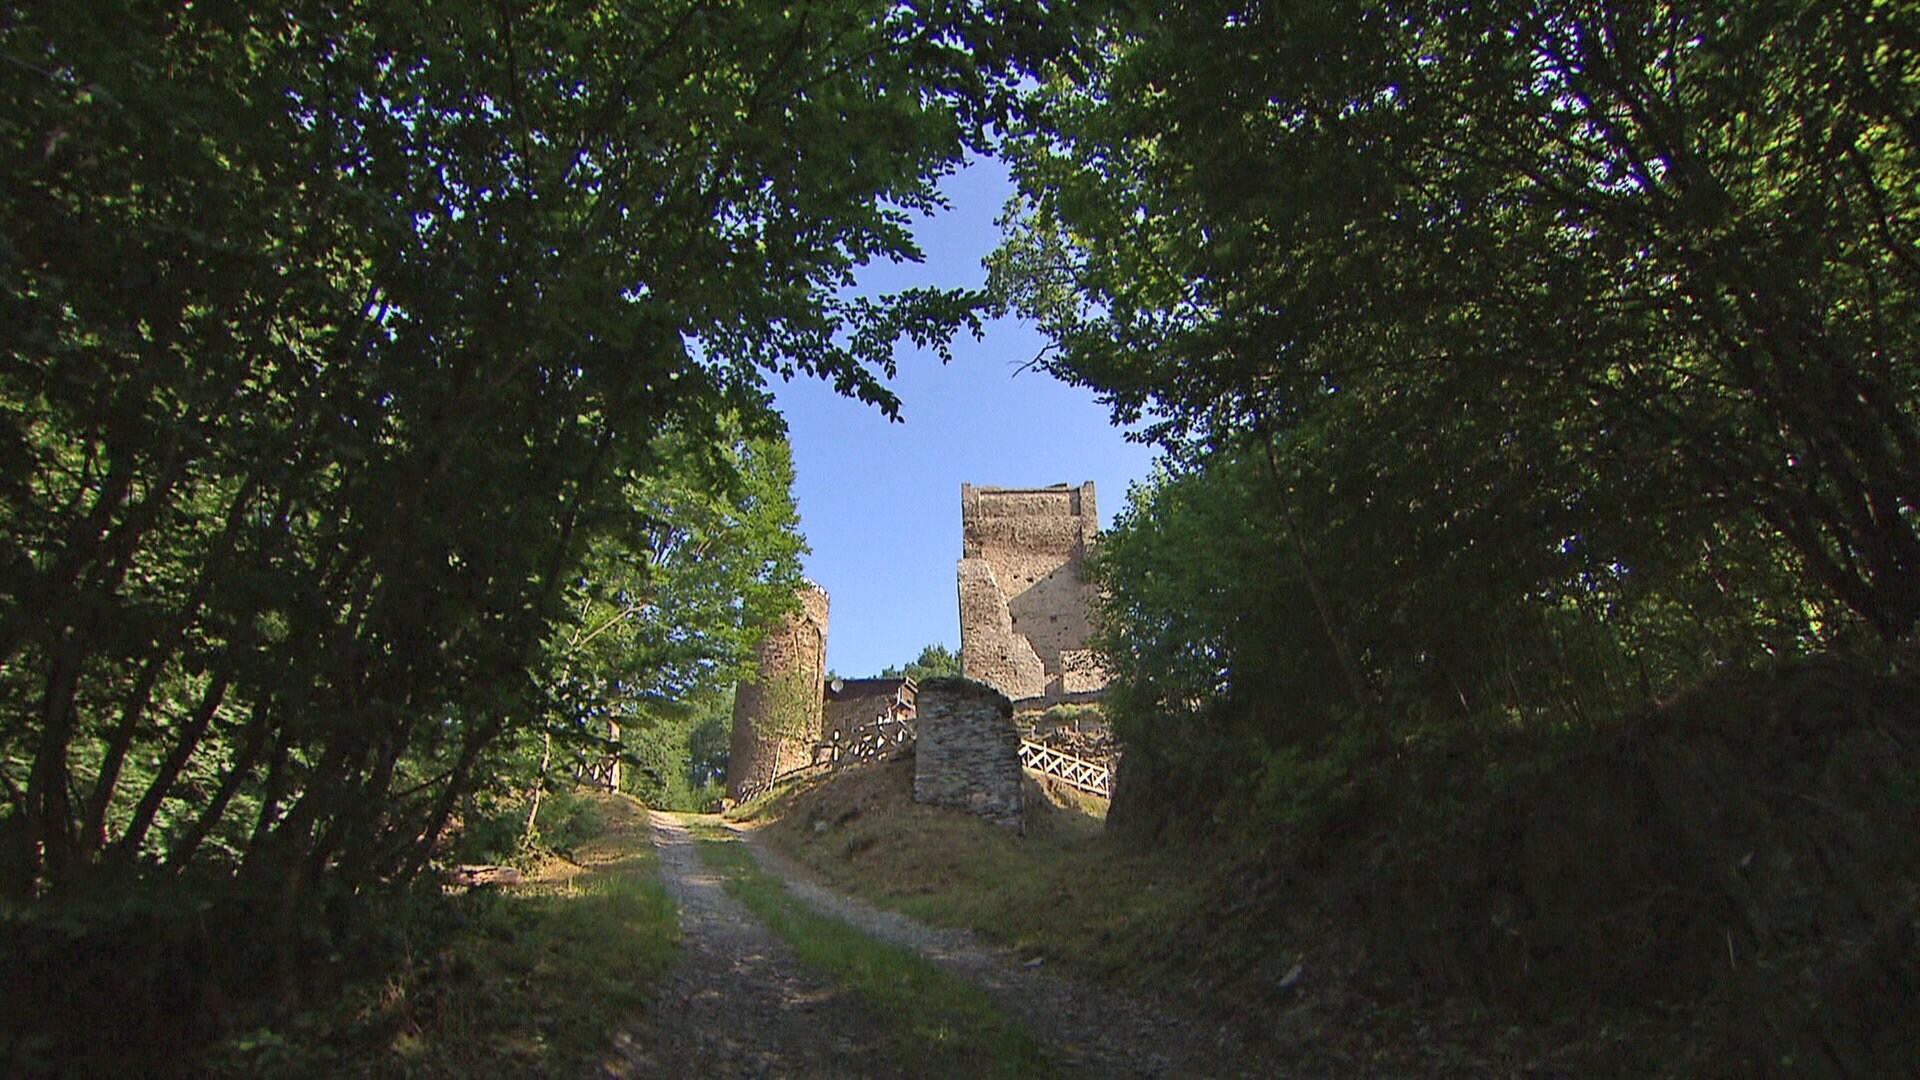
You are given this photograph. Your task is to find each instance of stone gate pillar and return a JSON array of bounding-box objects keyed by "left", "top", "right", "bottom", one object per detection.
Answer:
[{"left": 912, "top": 677, "right": 1024, "bottom": 831}]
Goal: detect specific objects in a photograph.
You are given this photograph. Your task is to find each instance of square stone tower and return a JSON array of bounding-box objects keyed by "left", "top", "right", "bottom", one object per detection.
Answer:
[{"left": 957, "top": 482, "right": 1107, "bottom": 702}]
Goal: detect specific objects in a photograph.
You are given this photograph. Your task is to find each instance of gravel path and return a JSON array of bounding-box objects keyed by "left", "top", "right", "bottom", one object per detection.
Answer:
[
  {"left": 730, "top": 820, "right": 1258, "bottom": 1079},
  {"left": 607, "top": 811, "right": 902, "bottom": 1078},
  {"left": 614, "top": 811, "right": 1258, "bottom": 1078}
]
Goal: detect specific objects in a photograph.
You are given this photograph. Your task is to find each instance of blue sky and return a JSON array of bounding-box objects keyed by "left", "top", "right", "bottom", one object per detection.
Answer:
[{"left": 771, "top": 158, "right": 1160, "bottom": 678}]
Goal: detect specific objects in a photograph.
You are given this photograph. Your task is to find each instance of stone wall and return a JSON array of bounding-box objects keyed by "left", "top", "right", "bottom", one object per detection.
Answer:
[
  {"left": 822, "top": 677, "right": 916, "bottom": 746},
  {"left": 956, "top": 557, "right": 1047, "bottom": 698},
  {"left": 1058, "top": 648, "right": 1109, "bottom": 695},
  {"left": 957, "top": 482, "right": 1107, "bottom": 702},
  {"left": 912, "top": 677, "right": 1024, "bottom": 831},
  {"left": 727, "top": 582, "right": 829, "bottom": 800}
]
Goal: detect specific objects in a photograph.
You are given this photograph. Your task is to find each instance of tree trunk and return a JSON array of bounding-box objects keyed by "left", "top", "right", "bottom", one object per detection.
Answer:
[
  {"left": 114, "top": 654, "right": 238, "bottom": 861},
  {"left": 164, "top": 698, "right": 274, "bottom": 869},
  {"left": 524, "top": 728, "right": 552, "bottom": 836}
]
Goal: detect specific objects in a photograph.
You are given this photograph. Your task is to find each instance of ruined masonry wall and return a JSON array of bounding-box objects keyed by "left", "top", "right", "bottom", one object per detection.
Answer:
[
  {"left": 912, "top": 678, "right": 1024, "bottom": 831},
  {"left": 727, "top": 583, "right": 829, "bottom": 800},
  {"left": 1057, "top": 649, "right": 1108, "bottom": 695},
  {"left": 956, "top": 558, "right": 1047, "bottom": 700},
  {"left": 958, "top": 482, "right": 1106, "bottom": 701}
]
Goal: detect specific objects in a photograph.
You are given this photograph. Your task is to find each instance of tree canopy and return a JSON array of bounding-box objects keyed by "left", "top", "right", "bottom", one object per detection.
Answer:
[
  {"left": 879, "top": 642, "right": 962, "bottom": 682},
  {"left": 0, "top": 0, "right": 1075, "bottom": 933},
  {"left": 990, "top": 1, "right": 1920, "bottom": 835},
  {"left": 995, "top": 0, "right": 1920, "bottom": 642}
]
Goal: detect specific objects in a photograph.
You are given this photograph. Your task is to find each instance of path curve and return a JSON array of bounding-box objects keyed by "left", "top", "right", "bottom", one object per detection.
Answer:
[
  {"left": 730, "top": 819, "right": 1258, "bottom": 1078},
  {"left": 609, "top": 811, "right": 901, "bottom": 1078}
]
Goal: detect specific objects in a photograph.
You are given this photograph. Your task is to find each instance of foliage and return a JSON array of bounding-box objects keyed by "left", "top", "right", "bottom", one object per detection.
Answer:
[
  {"left": 995, "top": 0, "right": 1920, "bottom": 642},
  {"left": 1090, "top": 440, "right": 1816, "bottom": 837},
  {"left": 989, "top": 0, "right": 1920, "bottom": 835},
  {"left": 447, "top": 788, "right": 535, "bottom": 866},
  {"left": 530, "top": 786, "right": 609, "bottom": 854},
  {"left": 0, "top": 0, "right": 1080, "bottom": 1062},
  {"left": 758, "top": 666, "right": 825, "bottom": 744},
  {"left": 879, "top": 642, "right": 963, "bottom": 682},
  {"left": 622, "top": 692, "right": 733, "bottom": 813},
  {"left": 1035, "top": 702, "right": 1101, "bottom": 726},
  {"left": 523, "top": 432, "right": 804, "bottom": 814}
]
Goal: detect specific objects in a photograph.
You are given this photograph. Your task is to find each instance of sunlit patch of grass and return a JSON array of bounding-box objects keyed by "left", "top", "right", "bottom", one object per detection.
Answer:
[
  {"left": 724, "top": 769, "right": 827, "bottom": 825},
  {"left": 212, "top": 791, "right": 678, "bottom": 1078},
  {"left": 692, "top": 825, "right": 1055, "bottom": 1078}
]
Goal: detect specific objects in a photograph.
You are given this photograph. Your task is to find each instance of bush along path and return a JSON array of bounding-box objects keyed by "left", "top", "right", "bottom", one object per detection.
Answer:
[{"left": 624, "top": 810, "right": 1253, "bottom": 1078}]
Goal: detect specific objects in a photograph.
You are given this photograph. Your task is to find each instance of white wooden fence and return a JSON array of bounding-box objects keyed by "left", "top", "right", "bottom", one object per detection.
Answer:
[
  {"left": 1018, "top": 739, "right": 1113, "bottom": 797},
  {"left": 760, "top": 720, "right": 1114, "bottom": 800}
]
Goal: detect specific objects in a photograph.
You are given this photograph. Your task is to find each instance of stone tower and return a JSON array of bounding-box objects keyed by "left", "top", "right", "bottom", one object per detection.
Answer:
[
  {"left": 957, "top": 482, "right": 1106, "bottom": 702},
  {"left": 727, "top": 581, "right": 830, "bottom": 800}
]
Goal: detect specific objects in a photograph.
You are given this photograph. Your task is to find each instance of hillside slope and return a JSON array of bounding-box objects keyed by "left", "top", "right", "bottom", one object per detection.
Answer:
[{"left": 748, "top": 659, "right": 1920, "bottom": 1076}]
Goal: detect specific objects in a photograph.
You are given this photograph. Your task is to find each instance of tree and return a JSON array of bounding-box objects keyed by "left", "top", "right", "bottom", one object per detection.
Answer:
[
  {"left": 511, "top": 427, "right": 805, "bottom": 833},
  {"left": 1087, "top": 429, "right": 1813, "bottom": 835},
  {"left": 989, "top": 1, "right": 1902, "bottom": 837},
  {"left": 620, "top": 690, "right": 734, "bottom": 812},
  {"left": 0, "top": 0, "right": 1075, "bottom": 940},
  {"left": 994, "top": 0, "right": 1920, "bottom": 643},
  {"left": 880, "top": 643, "right": 962, "bottom": 681}
]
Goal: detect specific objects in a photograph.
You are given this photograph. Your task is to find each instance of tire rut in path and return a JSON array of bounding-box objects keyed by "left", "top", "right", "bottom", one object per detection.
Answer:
[{"left": 608, "top": 811, "right": 901, "bottom": 1078}]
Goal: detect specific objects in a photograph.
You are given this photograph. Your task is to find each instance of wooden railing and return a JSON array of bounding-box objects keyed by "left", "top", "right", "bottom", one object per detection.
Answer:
[
  {"left": 1019, "top": 739, "right": 1113, "bottom": 797},
  {"left": 575, "top": 757, "right": 621, "bottom": 791},
  {"left": 816, "top": 715, "right": 916, "bottom": 765},
  {"left": 758, "top": 722, "right": 1114, "bottom": 801}
]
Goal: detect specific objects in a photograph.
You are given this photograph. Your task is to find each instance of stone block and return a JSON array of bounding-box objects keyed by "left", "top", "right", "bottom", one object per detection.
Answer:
[{"left": 912, "top": 677, "right": 1024, "bottom": 831}]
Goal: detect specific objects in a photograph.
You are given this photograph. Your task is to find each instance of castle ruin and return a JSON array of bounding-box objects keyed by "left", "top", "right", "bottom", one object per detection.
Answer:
[
  {"left": 727, "top": 581, "right": 830, "bottom": 801},
  {"left": 957, "top": 482, "right": 1107, "bottom": 702},
  {"left": 913, "top": 677, "right": 1025, "bottom": 831}
]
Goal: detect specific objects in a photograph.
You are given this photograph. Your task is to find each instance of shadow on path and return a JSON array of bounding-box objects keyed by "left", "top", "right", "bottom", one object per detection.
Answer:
[{"left": 609, "top": 812, "right": 900, "bottom": 1078}]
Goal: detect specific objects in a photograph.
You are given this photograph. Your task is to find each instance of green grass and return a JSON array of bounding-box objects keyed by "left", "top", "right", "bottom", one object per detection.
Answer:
[
  {"left": 690, "top": 822, "right": 1057, "bottom": 1078},
  {"left": 213, "top": 791, "right": 678, "bottom": 1078},
  {"left": 724, "top": 769, "right": 819, "bottom": 824},
  {"left": 745, "top": 760, "right": 1209, "bottom": 983}
]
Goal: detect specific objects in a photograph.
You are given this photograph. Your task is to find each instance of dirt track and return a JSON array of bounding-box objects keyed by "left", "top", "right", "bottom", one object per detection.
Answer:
[
  {"left": 607, "top": 812, "right": 898, "bottom": 1078},
  {"left": 612, "top": 812, "right": 1252, "bottom": 1078}
]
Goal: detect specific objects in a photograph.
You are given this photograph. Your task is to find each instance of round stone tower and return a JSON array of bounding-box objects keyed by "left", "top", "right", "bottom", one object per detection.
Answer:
[{"left": 727, "top": 581, "right": 830, "bottom": 800}]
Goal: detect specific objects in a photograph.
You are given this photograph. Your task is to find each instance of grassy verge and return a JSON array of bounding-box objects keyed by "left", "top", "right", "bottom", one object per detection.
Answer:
[
  {"left": 733, "top": 758, "right": 1526, "bottom": 1076},
  {"left": 213, "top": 791, "right": 677, "bottom": 1078},
  {"left": 743, "top": 663, "right": 1920, "bottom": 1077},
  {"left": 689, "top": 820, "right": 1056, "bottom": 1079},
  {"left": 737, "top": 760, "right": 1215, "bottom": 984},
  {"left": 743, "top": 753, "right": 1697, "bottom": 1074}
]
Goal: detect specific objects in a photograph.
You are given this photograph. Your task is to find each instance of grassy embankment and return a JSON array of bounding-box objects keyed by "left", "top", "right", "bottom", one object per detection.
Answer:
[
  {"left": 212, "top": 791, "right": 677, "bottom": 1077},
  {"left": 730, "top": 759, "right": 1213, "bottom": 985},
  {"left": 736, "top": 661, "right": 1920, "bottom": 1076},
  {"left": 689, "top": 818, "right": 1056, "bottom": 1078},
  {"left": 732, "top": 755, "right": 1678, "bottom": 1075}
]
